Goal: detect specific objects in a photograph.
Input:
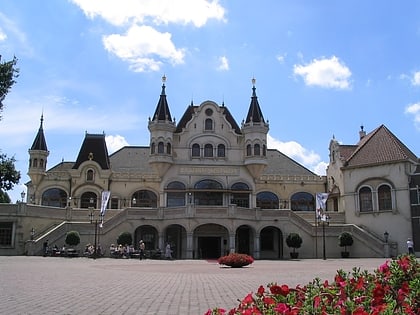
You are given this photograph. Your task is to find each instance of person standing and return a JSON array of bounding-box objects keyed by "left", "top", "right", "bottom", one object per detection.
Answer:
[
  {"left": 407, "top": 238, "right": 414, "bottom": 254},
  {"left": 139, "top": 240, "right": 145, "bottom": 260},
  {"left": 43, "top": 240, "right": 49, "bottom": 257},
  {"left": 165, "top": 243, "right": 172, "bottom": 259}
]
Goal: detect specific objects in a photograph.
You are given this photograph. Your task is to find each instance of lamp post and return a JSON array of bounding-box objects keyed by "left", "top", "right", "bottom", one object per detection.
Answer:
[
  {"left": 317, "top": 213, "right": 330, "bottom": 260},
  {"left": 384, "top": 231, "right": 389, "bottom": 243},
  {"left": 383, "top": 231, "right": 390, "bottom": 258},
  {"left": 30, "top": 227, "right": 35, "bottom": 240},
  {"left": 21, "top": 191, "right": 26, "bottom": 203},
  {"left": 88, "top": 197, "right": 103, "bottom": 259}
]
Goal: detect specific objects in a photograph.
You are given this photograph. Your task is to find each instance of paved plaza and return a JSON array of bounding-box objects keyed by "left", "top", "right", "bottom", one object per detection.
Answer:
[{"left": 0, "top": 256, "right": 388, "bottom": 315}]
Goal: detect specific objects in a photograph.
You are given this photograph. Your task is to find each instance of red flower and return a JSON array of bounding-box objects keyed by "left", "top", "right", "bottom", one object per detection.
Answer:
[
  {"left": 269, "top": 284, "right": 289, "bottom": 296},
  {"left": 257, "top": 285, "right": 265, "bottom": 296},
  {"left": 274, "top": 303, "right": 290, "bottom": 314},
  {"left": 262, "top": 296, "right": 275, "bottom": 306}
]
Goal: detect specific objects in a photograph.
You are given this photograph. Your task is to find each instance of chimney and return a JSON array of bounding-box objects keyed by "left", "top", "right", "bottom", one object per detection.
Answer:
[{"left": 359, "top": 125, "right": 366, "bottom": 140}]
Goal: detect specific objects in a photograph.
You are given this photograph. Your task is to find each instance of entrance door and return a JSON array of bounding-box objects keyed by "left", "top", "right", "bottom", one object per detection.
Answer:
[{"left": 198, "top": 237, "right": 220, "bottom": 259}]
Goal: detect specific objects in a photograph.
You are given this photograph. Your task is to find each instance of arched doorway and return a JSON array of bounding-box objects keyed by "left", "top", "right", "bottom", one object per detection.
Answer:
[
  {"left": 134, "top": 225, "right": 159, "bottom": 251},
  {"left": 259, "top": 226, "right": 283, "bottom": 259},
  {"left": 164, "top": 224, "right": 186, "bottom": 259},
  {"left": 194, "top": 224, "right": 228, "bottom": 259}
]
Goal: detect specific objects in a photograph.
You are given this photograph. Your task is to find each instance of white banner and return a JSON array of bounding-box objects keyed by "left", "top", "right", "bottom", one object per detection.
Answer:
[
  {"left": 316, "top": 192, "right": 329, "bottom": 216},
  {"left": 100, "top": 190, "right": 111, "bottom": 216}
]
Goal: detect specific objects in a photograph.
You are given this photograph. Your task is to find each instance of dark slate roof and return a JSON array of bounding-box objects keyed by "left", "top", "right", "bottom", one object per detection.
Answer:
[
  {"left": 245, "top": 84, "right": 265, "bottom": 124},
  {"left": 73, "top": 133, "right": 110, "bottom": 169},
  {"left": 152, "top": 82, "right": 172, "bottom": 122},
  {"left": 30, "top": 115, "right": 48, "bottom": 151},
  {"left": 263, "top": 149, "right": 318, "bottom": 176},
  {"left": 343, "top": 125, "right": 418, "bottom": 167},
  {"left": 174, "top": 103, "right": 242, "bottom": 134}
]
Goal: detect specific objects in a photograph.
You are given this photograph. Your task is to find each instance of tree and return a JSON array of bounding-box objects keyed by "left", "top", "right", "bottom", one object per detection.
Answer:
[
  {"left": 117, "top": 231, "right": 133, "bottom": 246},
  {"left": 65, "top": 231, "right": 81, "bottom": 247},
  {"left": 0, "top": 55, "right": 19, "bottom": 119},
  {"left": 286, "top": 232, "right": 303, "bottom": 259},
  {"left": 0, "top": 153, "right": 21, "bottom": 203}
]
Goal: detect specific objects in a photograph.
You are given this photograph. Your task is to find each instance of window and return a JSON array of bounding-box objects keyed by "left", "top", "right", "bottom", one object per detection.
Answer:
[
  {"left": 254, "top": 144, "right": 260, "bottom": 156},
  {"left": 205, "top": 118, "right": 213, "bottom": 130},
  {"left": 131, "top": 190, "right": 157, "bottom": 208},
  {"left": 231, "top": 182, "right": 250, "bottom": 208},
  {"left": 0, "top": 222, "right": 13, "bottom": 246},
  {"left": 257, "top": 191, "right": 279, "bottom": 209},
  {"left": 378, "top": 184, "right": 392, "bottom": 210},
  {"left": 194, "top": 180, "right": 223, "bottom": 206},
  {"left": 158, "top": 142, "right": 164, "bottom": 154},
  {"left": 204, "top": 144, "right": 213, "bottom": 157},
  {"left": 246, "top": 144, "right": 252, "bottom": 156},
  {"left": 217, "top": 144, "right": 225, "bottom": 157},
  {"left": 166, "top": 181, "right": 186, "bottom": 207},
  {"left": 192, "top": 144, "right": 200, "bottom": 157},
  {"left": 33, "top": 158, "right": 38, "bottom": 167},
  {"left": 291, "top": 192, "right": 315, "bottom": 211},
  {"left": 410, "top": 185, "right": 420, "bottom": 205},
  {"left": 167, "top": 143, "right": 171, "bottom": 154},
  {"left": 359, "top": 187, "right": 373, "bottom": 212},
  {"left": 111, "top": 197, "right": 119, "bottom": 209},
  {"left": 263, "top": 145, "right": 267, "bottom": 156},
  {"left": 86, "top": 169, "right": 94, "bottom": 181},
  {"left": 81, "top": 192, "right": 97, "bottom": 209},
  {"left": 151, "top": 142, "right": 155, "bottom": 154},
  {"left": 42, "top": 188, "right": 68, "bottom": 208}
]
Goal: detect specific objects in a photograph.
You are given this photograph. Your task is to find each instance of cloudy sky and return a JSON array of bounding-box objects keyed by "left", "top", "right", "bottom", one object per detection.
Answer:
[{"left": 1, "top": 1, "right": 420, "bottom": 202}]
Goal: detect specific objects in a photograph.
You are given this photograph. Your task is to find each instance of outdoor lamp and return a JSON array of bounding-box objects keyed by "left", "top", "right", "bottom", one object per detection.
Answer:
[{"left": 384, "top": 231, "right": 389, "bottom": 243}]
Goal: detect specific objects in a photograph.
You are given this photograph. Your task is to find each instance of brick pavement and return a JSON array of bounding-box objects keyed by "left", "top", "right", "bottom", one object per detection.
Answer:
[{"left": 0, "top": 256, "right": 388, "bottom": 315}]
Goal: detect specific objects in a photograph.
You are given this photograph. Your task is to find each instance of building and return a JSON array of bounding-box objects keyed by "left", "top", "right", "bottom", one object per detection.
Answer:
[{"left": 0, "top": 78, "right": 418, "bottom": 258}]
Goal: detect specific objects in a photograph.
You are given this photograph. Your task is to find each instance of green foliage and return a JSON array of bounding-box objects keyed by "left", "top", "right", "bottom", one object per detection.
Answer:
[
  {"left": 0, "top": 189, "right": 11, "bottom": 203},
  {"left": 285, "top": 233, "right": 302, "bottom": 253},
  {"left": 65, "top": 231, "right": 81, "bottom": 247},
  {"left": 0, "top": 55, "right": 19, "bottom": 117},
  {"left": 117, "top": 231, "right": 132, "bottom": 245},
  {"left": 0, "top": 154, "right": 21, "bottom": 201},
  {"left": 338, "top": 232, "right": 354, "bottom": 252}
]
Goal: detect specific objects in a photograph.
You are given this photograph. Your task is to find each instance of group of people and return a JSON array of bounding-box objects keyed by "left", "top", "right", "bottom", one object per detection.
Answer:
[{"left": 108, "top": 241, "right": 174, "bottom": 260}]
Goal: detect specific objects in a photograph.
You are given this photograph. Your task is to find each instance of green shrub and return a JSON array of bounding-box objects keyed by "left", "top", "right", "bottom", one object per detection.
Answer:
[
  {"left": 338, "top": 231, "right": 354, "bottom": 252},
  {"left": 286, "top": 233, "right": 302, "bottom": 253},
  {"left": 65, "top": 231, "right": 80, "bottom": 247},
  {"left": 117, "top": 231, "right": 132, "bottom": 245}
]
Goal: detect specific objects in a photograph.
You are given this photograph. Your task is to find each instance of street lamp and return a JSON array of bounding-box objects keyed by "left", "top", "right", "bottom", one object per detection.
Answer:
[
  {"left": 30, "top": 227, "right": 35, "bottom": 240},
  {"left": 317, "top": 213, "right": 330, "bottom": 260},
  {"left": 88, "top": 197, "right": 103, "bottom": 259},
  {"left": 384, "top": 231, "right": 389, "bottom": 243}
]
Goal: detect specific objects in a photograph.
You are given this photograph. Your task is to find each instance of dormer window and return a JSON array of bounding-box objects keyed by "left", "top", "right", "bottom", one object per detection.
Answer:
[
  {"left": 86, "top": 169, "right": 94, "bottom": 182},
  {"left": 205, "top": 118, "right": 213, "bottom": 130}
]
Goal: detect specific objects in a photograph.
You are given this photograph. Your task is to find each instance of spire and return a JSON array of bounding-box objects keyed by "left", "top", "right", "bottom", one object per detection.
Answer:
[
  {"left": 245, "top": 78, "right": 265, "bottom": 123},
  {"left": 30, "top": 114, "right": 48, "bottom": 151},
  {"left": 152, "top": 75, "right": 173, "bottom": 122}
]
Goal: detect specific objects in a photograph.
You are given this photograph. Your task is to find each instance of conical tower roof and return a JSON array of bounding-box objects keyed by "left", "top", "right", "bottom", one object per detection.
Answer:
[
  {"left": 152, "top": 75, "right": 172, "bottom": 122},
  {"left": 245, "top": 78, "right": 265, "bottom": 123},
  {"left": 30, "top": 114, "right": 48, "bottom": 151}
]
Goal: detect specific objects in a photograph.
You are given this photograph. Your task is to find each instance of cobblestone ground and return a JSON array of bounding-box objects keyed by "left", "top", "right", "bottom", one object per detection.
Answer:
[{"left": 0, "top": 256, "right": 387, "bottom": 315}]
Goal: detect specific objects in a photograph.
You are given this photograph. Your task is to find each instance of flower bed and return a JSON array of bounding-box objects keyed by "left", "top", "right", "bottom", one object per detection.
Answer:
[
  {"left": 206, "top": 254, "right": 419, "bottom": 314},
  {"left": 218, "top": 253, "right": 254, "bottom": 268}
]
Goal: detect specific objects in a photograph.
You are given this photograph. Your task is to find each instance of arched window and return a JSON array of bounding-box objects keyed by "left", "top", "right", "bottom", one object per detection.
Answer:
[
  {"left": 291, "top": 192, "right": 315, "bottom": 211},
  {"left": 151, "top": 142, "right": 155, "bottom": 154},
  {"left": 359, "top": 186, "right": 373, "bottom": 212},
  {"left": 167, "top": 143, "right": 171, "bottom": 155},
  {"left": 194, "top": 179, "right": 223, "bottom": 206},
  {"left": 81, "top": 192, "right": 97, "bottom": 209},
  {"left": 86, "top": 169, "right": 94, "bottom": 182},
  {"left": 158, "top": 142, "right": 164, "bottom": 154},
  {"left": 40, "top": 159, "right": 44, "bottom": 168},
  {"left": 257, "top": 191, "right": 279, "bottom": 209},
  {"left": 231, "top": 182, "right": 250, "bottom": 208},
  {"left": 204, "top": 144, "right": 213, "bottom": 157},
  {"left": 131, "top": 190, "right": 157, "bottom": 208},
  {"left": 33, "top": 158, "right": 38, "bottom": 167},
  {"left": 263, "top": 145, "right": 267, "bottom": 156},
  {"left": 192, "top": 143, "right": 200, "bottom": 157},
  {"left": 246, "top": 144, "right": 252, "bottom": 156},
  {"left": 205, "top": 118, "right": 213, "bottom": 130},
  {"left": 166, "top": 181, "right": 186, "bottom": 207},
  {"left": 42, "top": 188, "right": 68, "bottom": 208},
  {"left": 378, "top": 184, "right": 392, "bottom": 211},
  {"left": 217, "top": 144, "right": 225, "bottom": 157},
  {"left": 254, "top": 144, "right": 260, "bottom": 156}
]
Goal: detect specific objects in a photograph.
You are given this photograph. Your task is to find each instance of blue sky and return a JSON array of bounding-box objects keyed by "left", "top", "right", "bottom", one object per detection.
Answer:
[{"left": 1, "top": 1, "right": 420, "bottom": 203}]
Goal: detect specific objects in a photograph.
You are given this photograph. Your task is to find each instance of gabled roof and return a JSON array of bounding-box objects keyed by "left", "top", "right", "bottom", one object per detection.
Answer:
[
  {"left": 343, "top": 125, "right": 417, "bottom": 167},
  {"left": 30, "top": 115, "right": 48, "bottom": 151},
  {"left": 73, "top": 133, "right": 110, "bottom": 169}
]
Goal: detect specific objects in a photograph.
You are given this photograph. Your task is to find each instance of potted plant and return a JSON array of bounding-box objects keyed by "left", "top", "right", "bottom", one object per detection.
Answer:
[
  {"left": 117, "top": 231, "right": 133, "bottom": 246},
  {"left": 338, "top": 232, "right": 353, "bottom": 258},
  {"left": 286, "top": 233, "right": 302, "bottom": 259},
  {"left": 217, "top": 253, "right": 254, "bottom": 268},
  {"left": 65, "top": 230, "right": 80, "bottom": 257}
]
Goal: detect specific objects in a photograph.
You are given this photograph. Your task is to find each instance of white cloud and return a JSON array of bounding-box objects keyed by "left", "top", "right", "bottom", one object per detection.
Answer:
[
  {"left": 70, "top": 0, "right": 226, "bottom": 27},
  {"left": 405, "top": 102, "right": 420, "bottom": 129},
  {"left": 106, "top": 135, "right": 130, "bottom": 153},
  {"left": 276, "top": 53, "right": 287, "bottom": 64},
  {"left": 217, "top": 56, "right": 229, "bottom": 71},
  {"left": 103, "top": 24, "right": 185, "bottom": 72},
  {"left": 267, "top": 134, "right": 327, "bottom": 175},
  {"left": 293, "top": 56, "right": 351, "bottom": 89},
  {"left": 0, "top": 28, "right": 6, "bottom": 41},
  {"left": 411, "top": 71, "right": 420, "bottom": 86}
]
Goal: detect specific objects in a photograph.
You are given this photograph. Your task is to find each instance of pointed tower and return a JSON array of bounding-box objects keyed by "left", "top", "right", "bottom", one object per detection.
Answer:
[
  {"left": 28, "top": 115, "right": 49, "bottom": 196},
  {"left": 148, "top": 75, "right": 176, "bottom": 177},
  {"left": 242, "top": 78, "right": 269, "bottom": 179}
]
